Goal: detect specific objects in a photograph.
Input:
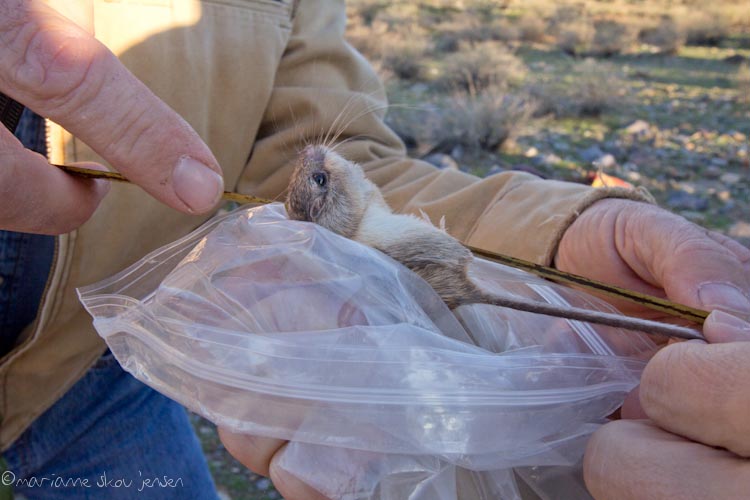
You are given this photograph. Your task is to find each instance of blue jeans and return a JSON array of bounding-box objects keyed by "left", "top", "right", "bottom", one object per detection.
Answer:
[
  {"left": 2, "top": 353, "right": 219, "bottom": 499},
  {"left": 1, "top": 110, "right": 219, "bottom": 499}
]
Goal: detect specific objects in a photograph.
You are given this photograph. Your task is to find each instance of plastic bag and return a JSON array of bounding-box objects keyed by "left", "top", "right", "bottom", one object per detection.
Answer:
[{"left": 78, "top": 203, "right": 656, "bottom": 499}]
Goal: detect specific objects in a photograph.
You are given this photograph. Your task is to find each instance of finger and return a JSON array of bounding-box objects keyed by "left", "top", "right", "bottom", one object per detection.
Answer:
[
  {"left": 0, "top": 1, "right": 223, "bottom": 214},
  {"left": 0, "top": 129, "right": 109, "bottom": 233},
  {"left": 639, "top": 335, "right": 750, "bottom": 456},
  {"left": 270, "top": 456, "right": 332, "bottom": 500},
  {"left": 620, "top": 386, "right": 648, "bottom": 420},
  {"left": 705, "top": 229, "right": 750, "bottom": 273},
  {"left": 584, "top": 420, "right": 749, "bottom": 500},
  {"left": 704, "top": 310, "right": 750, "bottom": 343},
  {"left": 217, "top": 428, "right": 287, "bottom": 478},
  {"left": 621, "top": 204, "right": 750, "bottom": 316}
]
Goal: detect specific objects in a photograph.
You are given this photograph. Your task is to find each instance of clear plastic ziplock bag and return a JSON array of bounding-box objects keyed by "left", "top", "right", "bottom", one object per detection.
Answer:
[{"left": 78, "top": 203, "right": 657, "bottom": 500}]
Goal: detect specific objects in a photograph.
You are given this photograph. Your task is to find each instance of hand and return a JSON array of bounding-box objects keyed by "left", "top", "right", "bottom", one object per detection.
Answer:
[
  {"left": 556, "top": 199, "right": 750, "bottom": 499},
  {"left": 0, "top": 0, "right": 224, "bottom": 234},
  {"left": 555, "top": 199, "right": 750, "bottom": 322},
  {"left": 218, "top": 430, "right": 328, "bottom": 500},
  {"left": 583, "top": 310, "right": 750, "bottom": 499}
]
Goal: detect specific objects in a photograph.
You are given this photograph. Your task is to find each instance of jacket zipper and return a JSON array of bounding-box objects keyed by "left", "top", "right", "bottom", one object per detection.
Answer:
[
  {"left": 32, "top": 118, "right": 61, "bottom": 334},
  {"left": 0, "top": 120, "right": 62, "bottom": 367}
]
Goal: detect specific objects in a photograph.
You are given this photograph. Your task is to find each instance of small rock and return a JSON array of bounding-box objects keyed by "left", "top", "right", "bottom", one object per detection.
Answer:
[
  {"left": 579, "top": 145, "right": 605, "bottom": 163},
  {"left": 724, "top": 54, "right": 748, "bottom": 65},
  {"left": 622, "top": 161, "right": 639, "bottom": 171},
  {"left": 539, "top": 153, "right": 562, "bottom": 166},
  {"left": 553, "top": 141, "right": 570, "bottom": 152},
  {"left": 719, "top": 200, "right": 736, "bottom": 213},
  {"left": 512, "top": 164, "right": 547, "bottom": 178},
  {"left": 680, "top": 211, "right": 707, "bottom": 224},
  {"left": 625, "top": 171, "right": 642, "bottom": 182},
  {"left": 451, "top": 145, "right": 464, "bottom": 159},
  {"left": 256, "top": 478, "right": 272, "bottom": 490},
  {"left": 717, "top": 190, "right": 732, "bottom": 202},
  {"left": 623, "top": 120, "right": 651, "bottom": 135},
  {"left": 710, "top": 157, "right": 729, "bottom": 167},
  {"left": 666, "top": 191, "right": 709, "bottom": 211},
  {"left": 703, "top": 165, "right": 723, "bottom": 179},
  {"left": 720, "top": 172, "right": 741, "bottom": 185},
  {"left": 666, "top": 166, "right": 690, "bottom": 180},
  {"left": 729, "top": 221, "right": 750, "bottom": 239},
  {"left": 423, "top": 153, "right": 459, "bottom": 170},
  {"left": 593, "top": 154, "right": 617, "bottom": 169},
  {"left": 486, "top": 165, "right": 505, "bottom": 176},
  {"left": 524, "top": 146, "right": 539, "bottom": 157}
]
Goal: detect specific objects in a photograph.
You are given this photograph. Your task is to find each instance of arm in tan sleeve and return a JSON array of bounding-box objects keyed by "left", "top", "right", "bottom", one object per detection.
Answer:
[{"left": 239, "top": 0, "right": 653, "bottom": 265}]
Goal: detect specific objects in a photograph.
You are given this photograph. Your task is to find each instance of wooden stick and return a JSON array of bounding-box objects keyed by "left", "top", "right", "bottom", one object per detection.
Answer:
[
  {"left": 468, "top": 246, "right": 709, "bottom": 324},
  {"left": 54, "top": 164, "right": 274, "bottom": 205},
  {"left": 55, "top": 163, "right": 707, "bottom": 339}
]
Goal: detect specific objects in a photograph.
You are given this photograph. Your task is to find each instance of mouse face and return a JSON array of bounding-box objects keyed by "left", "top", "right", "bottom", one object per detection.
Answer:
[{"left": 285, "top": 145, "right": 368, "bottom": 238}]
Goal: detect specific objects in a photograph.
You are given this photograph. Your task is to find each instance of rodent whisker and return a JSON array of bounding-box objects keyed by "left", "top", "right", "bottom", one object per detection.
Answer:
[{"left": 322, "top": 87, "right": 388, "bottom": 150}]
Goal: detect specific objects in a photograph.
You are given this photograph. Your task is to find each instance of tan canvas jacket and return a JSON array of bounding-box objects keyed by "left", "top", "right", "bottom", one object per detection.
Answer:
[{"left": 0, "top": 0, "right": 648, "bottom": 451}]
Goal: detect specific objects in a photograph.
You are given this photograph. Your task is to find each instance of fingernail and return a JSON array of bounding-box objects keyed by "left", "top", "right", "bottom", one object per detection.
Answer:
[
  {"left": 706, "top": 311, "right": 750, "bottom": 336},
  {"left": 697, "top": 282, "right": 750, "bottom": 315},
  {"left": 172, "top": 156, "right": 224, "bottom": 213},
  {"left": 94, "top": 178, "right": 111, "bottom": 197}
]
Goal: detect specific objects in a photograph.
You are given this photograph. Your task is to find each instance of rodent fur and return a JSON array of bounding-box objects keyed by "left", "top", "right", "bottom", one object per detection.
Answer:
[{"left": 283, "top": 145, "right": 704, "bottom": 341}]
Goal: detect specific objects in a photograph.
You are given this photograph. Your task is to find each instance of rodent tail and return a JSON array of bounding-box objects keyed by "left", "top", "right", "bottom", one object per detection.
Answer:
[{"left": 474, "top": 292, "right": 702, "bottom": 340}]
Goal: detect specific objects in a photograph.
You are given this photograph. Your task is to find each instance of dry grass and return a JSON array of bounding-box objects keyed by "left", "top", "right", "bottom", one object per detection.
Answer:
[
  {"left": 591, "top": 19, "right": 637, "bottom": 57},
  {"left": 437, "top": 42, "right": 527, "bottom": 93},
  {"left": 429, "top": 87, "right": 538, "bottom": 153},
  {"left": 518, "top": 13, "right": 547, "bottom": 43},
  {"left": 528, "top": 58, "right": 627, "bottom": 117},
  {"left": 571, "top": 59, "right": 628, "bottom": 115},
  {"left": 681, "top": 9, "right": 731, "bottom": 46},
  {"left": 555, "top": 21, "right": 595, "bottom": 56},
  {"left": 381, "top": 38, "right": 428, "bottom": 80},
  {"left": 737, "top": 62, "right": 750, "bottom": 104},
  {"left": 639, "top": 16, "right": 687, "bottom": 55}
]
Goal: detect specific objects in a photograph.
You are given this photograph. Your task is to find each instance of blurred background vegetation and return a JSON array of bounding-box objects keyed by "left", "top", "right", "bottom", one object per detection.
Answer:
[{"left": 204, "top": 1, "right": 750, "bottom": 498}]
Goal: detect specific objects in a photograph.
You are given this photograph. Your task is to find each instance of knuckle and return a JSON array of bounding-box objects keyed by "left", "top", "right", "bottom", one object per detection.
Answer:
[
  {"left": 583, "top": 421, "right": 634, "bottom": 499},
  {"left": 713, "top": 347, "right": 750, "bottom": 455},
  {"left": 643, "top": 343, "right": 750, "bottom": 455},
  {"left": 9, "top": 16, "right": 106, "bottom": 114},
  {"left": 639, "top": 343, "right": 686, "bottom": 411}
]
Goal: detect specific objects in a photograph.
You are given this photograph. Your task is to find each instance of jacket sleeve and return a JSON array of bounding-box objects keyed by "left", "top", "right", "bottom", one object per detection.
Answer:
[{"left": 238, "top": 0, "right": 652, "bottom": 265}]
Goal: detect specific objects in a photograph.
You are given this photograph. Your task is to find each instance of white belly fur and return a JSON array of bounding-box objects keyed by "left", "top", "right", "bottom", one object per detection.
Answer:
[{"left": 355, "top": 203, "right": 439, "bottom": 249}]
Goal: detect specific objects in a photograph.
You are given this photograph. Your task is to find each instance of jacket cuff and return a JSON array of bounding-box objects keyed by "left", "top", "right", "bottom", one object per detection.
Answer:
[{"left": 466, "top": 178, "right": 655, "bottom": 266}]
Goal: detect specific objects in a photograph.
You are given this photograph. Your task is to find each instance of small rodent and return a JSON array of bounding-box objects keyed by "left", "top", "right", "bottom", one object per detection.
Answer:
[{"left": 285, "top": 145, "right": 702, "bottom": 340}]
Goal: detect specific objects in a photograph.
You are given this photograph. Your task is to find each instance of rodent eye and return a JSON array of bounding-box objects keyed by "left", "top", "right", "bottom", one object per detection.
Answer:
[{"left": 312, "top": 172, "right": 327, "bottom": 187}]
